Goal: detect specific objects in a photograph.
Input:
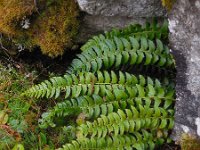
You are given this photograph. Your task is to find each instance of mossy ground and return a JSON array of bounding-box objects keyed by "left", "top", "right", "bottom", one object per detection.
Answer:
[
  {"left": 0, "top": 62, "right": 38, "bottom": 149},
  {"left": 0, "top": 50, "right": 75, "bottom": 149}
]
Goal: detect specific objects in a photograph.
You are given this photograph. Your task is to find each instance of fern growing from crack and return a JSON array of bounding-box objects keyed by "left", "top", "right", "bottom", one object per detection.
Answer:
[{"left": 23, "top": 21, "right": 175, "bottom": 149}]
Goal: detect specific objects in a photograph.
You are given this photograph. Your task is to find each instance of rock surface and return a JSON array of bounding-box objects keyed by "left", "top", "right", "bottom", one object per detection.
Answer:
[
  {"left": 169, "top": 0, "right": 200, "bottom": 141},
  {"left": 76, "top": 0, "right": 166, "bottom": 17},
  {"left": 76, "top": 0, "right": 166, "bottom": 42},
  {"left": 76, "top": 15, "right": 154, "bottom": 43}
]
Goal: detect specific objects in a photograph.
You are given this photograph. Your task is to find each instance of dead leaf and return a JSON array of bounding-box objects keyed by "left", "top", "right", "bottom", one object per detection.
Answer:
[{"left": 0, "top": 124, "right": 21, "bottom": 141}]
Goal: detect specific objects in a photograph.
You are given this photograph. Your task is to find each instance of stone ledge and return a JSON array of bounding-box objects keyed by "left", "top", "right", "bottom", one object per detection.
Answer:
[{"left": 76, "top": 0, "right": 166, "bottom": 17}]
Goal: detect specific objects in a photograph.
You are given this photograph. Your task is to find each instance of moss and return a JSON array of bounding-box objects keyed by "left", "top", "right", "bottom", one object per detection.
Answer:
[
  {"left": 31, "top": 0, "right": 79, "bottom": 57},
  {"left": 180, "top": 134, "right": 200, "bottom": 150},
  {"left": 0, "top": 0, "right": 35, "bottom": 36},
  {"left": 0, "top": 0, "right": 79, "bottom": 58},
  {"left": 161, "top": 0, "right": 176, "bottom": 11}
]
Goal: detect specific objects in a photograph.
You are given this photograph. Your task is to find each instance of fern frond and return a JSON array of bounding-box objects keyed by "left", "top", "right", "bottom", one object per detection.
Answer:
[
  {"left": 77, "top": 105, "right": 174, "bottom": 138},
  {"left": 67, "top": 49, "right": 174, "bottom": 74},
  {"left": 39, "top": 89, "right": 174, "bottom": 128},
  {"left": 68, "top": 36, "right": 173, "bottom": 74},
  {"left": 23, "top": 71, "right": 173, "bottom": 100},
  {"left": 34, "top": 83, "right": 174, "bottom": 128},
  {"left": 82, "top": 37, "right": 170, "bottom": 55},
  {"left": 81, "top": 21, "right": 168, "bottom": 51},
  {"left": 35, "top": 72, "right": 174, "bottom": 129},
  {"left": 58, "top": 130, "right": 166, "bottom": 150}
]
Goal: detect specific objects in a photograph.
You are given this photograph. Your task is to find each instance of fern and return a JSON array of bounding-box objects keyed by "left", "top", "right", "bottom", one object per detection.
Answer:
[
  {"left": 23, "top": 21, "right": 175, "bottom": 149},
  {"left": 68, "top": 49, "right": 174, "bottom": 74},
  {"left": 58, "top": 130, "right": 167, "bottom": 150},
  {"left": 77, "top": 106, "right": 173, "bottom": 138},
  {"left": 81, "top": 20, "right": 168, "bottom": 51},
  {"left": 58, "top": 105, "right": 173, "bottom": 149},
  {"left": 23, "top": 71, "right": 173, "bottom": 99},
  {"left": 39, "top": 86, "right": 174, "bottom": 128},
  {"left": 81, "top": 37, "right": 170, "bottom": 56},
  {"left": 67, "top": 36, "right": 174, "bottom": 74},
  {"left": 37, "top": 74, "right": 174, "bottom": 129}
]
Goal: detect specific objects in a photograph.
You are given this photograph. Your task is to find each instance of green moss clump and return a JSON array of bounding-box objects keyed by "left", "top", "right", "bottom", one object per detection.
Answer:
[
  {"left": 0, "top": 0, "right": 35, "bottom": 36},
  {"left": 0, "top": 0, "right": 79, "bottom": 58},
  {"left": 31, "top": 0, "right": 79, "bottom": 57}
]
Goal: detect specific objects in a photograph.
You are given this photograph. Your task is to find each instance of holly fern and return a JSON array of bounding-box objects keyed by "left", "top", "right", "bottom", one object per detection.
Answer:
[{"left": 23, "top": 20, "right": 176, "bottom": 150}]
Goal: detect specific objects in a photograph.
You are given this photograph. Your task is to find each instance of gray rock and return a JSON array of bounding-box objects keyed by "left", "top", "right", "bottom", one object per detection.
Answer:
[
  {"left": 76, "top": 0, "right": 166, "bottom": 17},
  {"left": 169, "top": 0, "right": 200, "bottom": 141},
  {"left": 75, "top": 0, "right": 167, "bottom": 43},
  {"left": 76, "top": 15, "right": 155, "bottom": 43}
]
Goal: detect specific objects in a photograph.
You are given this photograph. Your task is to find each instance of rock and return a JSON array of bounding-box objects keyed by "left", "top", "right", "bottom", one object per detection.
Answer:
[
  {"left": 169, "top": 0, "right": 200, "bottom": 141},
  {"left": 76, "top": 15, "right": 155, "bottom": 43},
  {"left": 76, "top": 0, "right": 167, "bottom": 42},
  {"left": 76, "top": 0, "right": 166, "bottom": 17}
]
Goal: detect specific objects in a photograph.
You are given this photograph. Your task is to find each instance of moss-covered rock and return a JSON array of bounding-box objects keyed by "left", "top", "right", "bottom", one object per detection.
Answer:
[{"left": 0, "top": 0, "right": 79, "bottom": 57}]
